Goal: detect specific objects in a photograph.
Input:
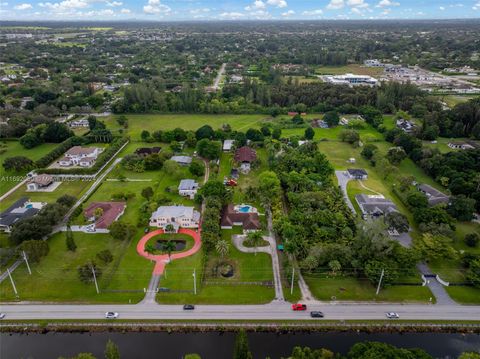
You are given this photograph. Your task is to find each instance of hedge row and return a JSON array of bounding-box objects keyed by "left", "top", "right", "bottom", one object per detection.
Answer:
[
  {"left": 35, "top": 136, "right": 86, "bottom": 168},
  {"left": 39, "top": 136, "right": 129, "bottom": 175}
]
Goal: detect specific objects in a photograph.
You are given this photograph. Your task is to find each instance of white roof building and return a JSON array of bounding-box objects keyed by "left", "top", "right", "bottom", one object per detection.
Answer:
[
  {"left": 171, "top": 155, "right": 192, "bottom": 165},
  {"left": 324, "top": 73, "right": 378, "bottom": 86},
  {"left": 149, "top": 205, "right": 200, "bottom": 231},
  {"left": 223, "top": 139, "right": 235, "bottom": 152}
]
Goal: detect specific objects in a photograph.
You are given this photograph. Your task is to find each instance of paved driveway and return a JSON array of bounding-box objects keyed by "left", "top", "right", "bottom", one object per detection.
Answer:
[{"left": 335, "top": 170, "right": 356, "bottom": 214}]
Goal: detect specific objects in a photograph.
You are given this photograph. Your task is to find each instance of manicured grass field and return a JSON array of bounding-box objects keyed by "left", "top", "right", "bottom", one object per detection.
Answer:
[
  {"left": 104, "top": 114, "right": 267, "bottom": 139},
  {"left": 0, "top": 141, "right": 59, "bottom": 195},
  {"left": 145, "top": 233, "right": 194, "bottom": 255},
  {"left": 445, "top": 286, "right": 480, "bottom": 305},
  {"left": 156, "top": 228, "right": 274, "bottom": 304},
  {"left": 282, "top": 123, "right": 384, "bottom": 142},
  {"left": 0, "top": 232, "right": 144, "bottom": 303},
  {"left": 304, "top": 275, "right": 434, "bottom": 303},
  {"left": 314, "top": 64, "right": 385, "bottom": 77},
  {"left": 0, "top": 179, "right": 91, "bottom": 211}
]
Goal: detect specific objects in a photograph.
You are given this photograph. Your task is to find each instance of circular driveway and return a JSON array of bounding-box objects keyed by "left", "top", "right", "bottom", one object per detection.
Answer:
[{"left": 137, "top": 228, "right": 202, "bottom": 275}]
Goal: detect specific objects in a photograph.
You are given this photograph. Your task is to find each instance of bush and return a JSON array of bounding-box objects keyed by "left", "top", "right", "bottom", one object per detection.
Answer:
[
  {"left": 19, "top": 240, "right": 49, "bottom": 263},
  {"left": 3, "top": 156, "right": 34, "bottom": 171},
  {"left": 96, "top": 249, "right": 114, "bottom": 264},
  {"left": 465, "top": 233, "right": 480, "bottom": 248},
  {"left": 189, "top": 161, "right": 205, "bottom": 177},
  {"left": 78, "top": 261, "right": 102, "bottom": 283},
  {"left": 338, "top": 129, "right": 360, "bottom": 144}
]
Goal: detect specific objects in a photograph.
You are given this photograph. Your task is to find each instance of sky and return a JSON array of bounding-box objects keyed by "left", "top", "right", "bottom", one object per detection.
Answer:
[{"left": 0, "top": 0, "right": 479, "bottom": 21}]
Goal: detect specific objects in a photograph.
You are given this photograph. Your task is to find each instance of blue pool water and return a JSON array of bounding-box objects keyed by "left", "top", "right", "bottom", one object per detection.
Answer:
[
  {"left": 238, "top": 206, "right": 251, "bottom": 213},
  {"left": 26, "top": 204, "right": 33, "bottom": 208}
]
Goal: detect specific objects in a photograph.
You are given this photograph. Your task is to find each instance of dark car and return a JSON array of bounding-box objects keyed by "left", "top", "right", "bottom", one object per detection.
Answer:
[
  {"left": 183, "top": 304, "right": 195, "bottom": 310},
  {"left": 310, "top": 311, "right": 324, "bottom": 318}
]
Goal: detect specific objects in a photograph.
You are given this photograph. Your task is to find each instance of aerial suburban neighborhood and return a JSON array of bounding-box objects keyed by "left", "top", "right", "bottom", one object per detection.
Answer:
[{"left": 0, "top": 15, "right": 479, "bottom": 359}]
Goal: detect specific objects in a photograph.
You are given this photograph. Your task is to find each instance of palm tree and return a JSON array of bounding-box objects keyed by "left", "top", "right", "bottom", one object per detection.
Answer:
[
  {"left": 165, "top": 224, "right": 175, "bottom": 233},
  {"left": 328, "top": 260, "right": 341, "bottom": 275},
  {"left": 163, "top": 240, "right": 176, "bottom": 260},
  {"left": 215, "top": 239, "right": 229, "bottom": 258},
  {"left": 246, "top": 231, "right": 263, "bottom": 255}
]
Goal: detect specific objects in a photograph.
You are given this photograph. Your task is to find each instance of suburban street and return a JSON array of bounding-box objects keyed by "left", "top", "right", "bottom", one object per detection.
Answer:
[
  {"left": 211, "top": 63, "right": 226, "bottom": 90},
  {"left": 1, "top": 302, "right": 480, "bottom": 321}
]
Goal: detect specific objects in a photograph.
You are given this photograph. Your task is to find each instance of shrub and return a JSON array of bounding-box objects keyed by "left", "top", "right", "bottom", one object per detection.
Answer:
[
  {"left": 96, "top": 249, "right": 114, "bottom": 264},
  {"left": 465, "top": 233, "right": 480, "bottom": 248}
]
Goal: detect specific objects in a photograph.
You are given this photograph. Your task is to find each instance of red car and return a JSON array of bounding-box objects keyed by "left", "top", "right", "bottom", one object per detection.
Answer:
[{"left": 292, "top": 303, "right": 307, "bottom": 311}]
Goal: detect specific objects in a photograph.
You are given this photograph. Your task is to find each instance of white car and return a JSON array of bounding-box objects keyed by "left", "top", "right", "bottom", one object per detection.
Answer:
[
  {"left": 0, "top": 313, "right": 5, "bottom": 319},
  {"left": 386, "top": 312, "right": 399, "bottom": 319},
  {"left": 105, "top": 312, "right": 119, "bottom": 319}
]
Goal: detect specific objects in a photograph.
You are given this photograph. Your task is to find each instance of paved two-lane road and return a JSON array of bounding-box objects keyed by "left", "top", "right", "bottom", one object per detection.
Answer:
[{"left": 1, "top": 302, "right": 479, "bottom": 321}]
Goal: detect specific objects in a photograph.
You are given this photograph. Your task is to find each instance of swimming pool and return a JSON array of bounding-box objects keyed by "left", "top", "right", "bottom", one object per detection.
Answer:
[{"left": 234, "top": 204, "right": 257, "bottom": 213}]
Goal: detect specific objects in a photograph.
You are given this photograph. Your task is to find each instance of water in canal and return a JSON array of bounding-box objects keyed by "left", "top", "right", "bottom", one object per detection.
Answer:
[{"left": 1, "top": 331, "right": 479, "bottom": 358}]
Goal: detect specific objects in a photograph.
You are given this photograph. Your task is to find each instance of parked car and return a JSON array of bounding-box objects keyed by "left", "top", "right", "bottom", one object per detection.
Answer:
[
  {"left": 310, "top": 311, "right": 324, "bottom": 318},
  {"left": 105, "top": 312, "right": 119, "bottom": 319},
  {"left": 183, "top": 304, "right": 195, "bottom": 310},
  {"left": 0, "top": 313, "right": 5, "bottom": 319},
  {"left": 386, "top": 312, "right": 399, "bottom": 319},
  {"left": 291, "top": 303, "right": 307, "bottom": 311}
]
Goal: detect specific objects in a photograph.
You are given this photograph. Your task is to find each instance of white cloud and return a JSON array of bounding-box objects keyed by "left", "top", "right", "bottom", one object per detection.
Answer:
[
  {"left": 473, "top": 1, "right": 480, "bottom": 10},
  {"left": 248, "top": 9, "right": 271, "bottom": 18},
  {"left": 14, "top": 3, "right": 32, "bottom": 9},
  {"left": 143, "top": 0, "right": 170, "bottom": 14},
  {"left": 347, "top": 0, "right": 368, "bottom": 8},
  {"left": 266, "top": 0, "right": 287, "bottom": 8},
  {"left": 39, "top": 0, "right": 88, "bottom": 12},
  {"left": 219, "top": 11, "right": 245, "bottom": 19},
  {"left": 281, "top": 9, "right": 294, "bottom": 16},
  {"left": 245, "top": 0, "right": 265, "bottom": 11},
  {"left": 106, "top": 1, "right": 122, "bottom": 6},
  {"left": 326, "top": 0, "right": 344, "bottom": 10},
  {"left": 439, "top": 6, "right": 445, "bottom": 10},
  {"left": 302, "top": 9, "right": 323, "bottom": 16},
  {"left": 189, "top": 7, "right": 210, "bottom": 14},
  {"left": 120, "top": 7, "right": 130, "bottom": 13},
  {"left": 376, "top": 0, "right": 399, "bottom": 7}
]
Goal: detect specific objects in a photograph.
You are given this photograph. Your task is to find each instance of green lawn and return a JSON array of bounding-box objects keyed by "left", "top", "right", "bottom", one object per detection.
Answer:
[
  {"left": 445, "top": 286, "right": 480, "bottom": 305},
  {"left": 314, "top": 64, "right": 385, "bottom": 77},
  {"left": 145, "top": 233, "right": 194, "bottom": 255},
  {"left": 0, "top": 179, "right": 90, "bottom": 211},
  {"left": 0, "top": 232, "right": 144, "bottom": 303},
  {"left": 104, "top": 114, "right": 267, "bottom": 139},
  {"left": 0, "top": 141, "right": 59, "bottom": 195},
  {"left": 156, "top": 228, "right": 274, "bottom": 304},
  {"left": 282, "top": 123, "right": 384, "bottom": 142},
  {"left": 304, "top": 275, "right": 433, "bottom": 303}
]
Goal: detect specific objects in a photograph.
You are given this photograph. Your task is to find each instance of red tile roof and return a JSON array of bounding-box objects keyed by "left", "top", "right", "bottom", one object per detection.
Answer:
[
  {"left": 84, "top": 201, "right": 126, "bottom": 229},
  {"left": 234, "top": 146, "right": 256, "bottom": 163},
  {"left": 220, "top": 204, "right": 261, "bottom": 230}
]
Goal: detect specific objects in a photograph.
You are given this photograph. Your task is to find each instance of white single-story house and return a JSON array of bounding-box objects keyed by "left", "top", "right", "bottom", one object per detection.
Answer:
[
  {"left": 26, "top": 174, "right": 55, "bottom": 191},
  {"left": 448, "top": 142, "right": 475, "bottom": 150},
  {"left": 170, "top": 155, "right": 192, "bottom": 166},
  {"left": 68, "top": 119, "right": 89, "bottom": 128},
  {"left": 149, "top": 205, "right": 200, "bottom": 231},
  {"left": 223, "top": 139, "right": 235, "bottom": 152},
  {"left": 347, "top": 168, "right": 368, "bottom": 180},
  {"left": 178, "top": 179, "right": 199, "bottom": 199}
]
